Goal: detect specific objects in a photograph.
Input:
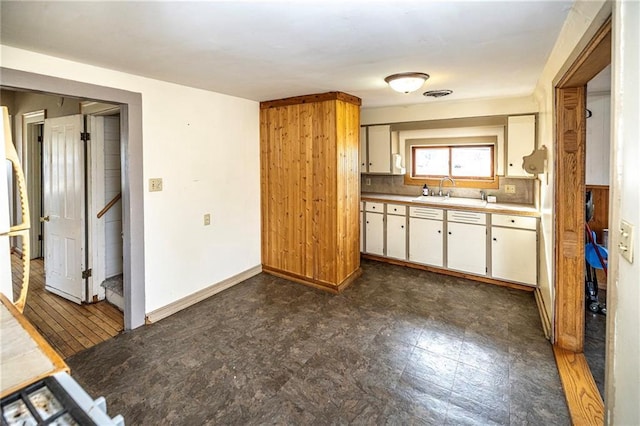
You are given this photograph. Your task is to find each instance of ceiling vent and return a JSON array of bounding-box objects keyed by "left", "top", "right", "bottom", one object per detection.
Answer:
[{"left": 423, "top": 89, "right": 453, "bottom": 98}]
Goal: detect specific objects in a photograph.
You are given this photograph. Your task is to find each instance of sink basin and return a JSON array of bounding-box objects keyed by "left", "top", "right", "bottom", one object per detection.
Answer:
[{"left": 413, "top": 195, "right": 487, "bottom": 208}]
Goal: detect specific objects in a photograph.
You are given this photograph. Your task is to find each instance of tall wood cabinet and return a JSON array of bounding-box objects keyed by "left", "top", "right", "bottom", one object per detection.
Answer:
[{"left": 260, "top": 92, "right": 362, "bottom": 292}]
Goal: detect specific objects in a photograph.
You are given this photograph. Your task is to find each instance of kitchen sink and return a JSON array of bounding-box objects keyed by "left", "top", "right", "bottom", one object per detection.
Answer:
[{"left": 413, "top": 195, "right": 488, "bottom": 208}]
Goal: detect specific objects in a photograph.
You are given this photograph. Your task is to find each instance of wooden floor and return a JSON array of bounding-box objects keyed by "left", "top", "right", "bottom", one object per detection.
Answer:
[{"left": 11, "top": 254, "right": 123, "bottom": 359}]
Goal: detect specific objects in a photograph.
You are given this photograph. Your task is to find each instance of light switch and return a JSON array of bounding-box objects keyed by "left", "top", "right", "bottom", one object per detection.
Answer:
[
  {"left": 149, "top": 178, "right": 163, "bottom": 192},
  {"left": 619, "top": 220, "right": 634, "bottom": 263},
  {"left": 204, "top": 214, "right": 211, "bottom": 226}
]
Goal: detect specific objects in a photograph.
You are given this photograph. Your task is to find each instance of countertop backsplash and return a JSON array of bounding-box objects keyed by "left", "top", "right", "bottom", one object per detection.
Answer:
[{"left": 361, "top": 174, "right": 537, "bottom": 205}]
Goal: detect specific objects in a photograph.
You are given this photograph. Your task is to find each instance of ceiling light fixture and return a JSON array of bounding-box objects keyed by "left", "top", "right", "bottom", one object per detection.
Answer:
[
  {"left": 384, "top": 72, "right": 430, "bottom": 94},
  {"left": 423, "top": 89, "right": 453, "bottom": 98}
]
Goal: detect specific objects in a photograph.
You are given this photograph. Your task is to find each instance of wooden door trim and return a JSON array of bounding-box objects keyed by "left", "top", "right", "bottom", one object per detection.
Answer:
[
  {"left": 554, "top": 17, "right": 611, "bottom": 351},
  {"left": 553, "top": 17, "right": 610, "bottom": 426}
]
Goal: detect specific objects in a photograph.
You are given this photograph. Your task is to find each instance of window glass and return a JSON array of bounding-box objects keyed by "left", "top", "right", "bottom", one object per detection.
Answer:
[
  {"left": 413, "top": 147, "right": 449, "bottom": 176},
  {"left": 451, "top": 146, "right": 493, "bottom": 178},
  {"left": 412, "top": 145, "right": 494, "bottom": 179}
]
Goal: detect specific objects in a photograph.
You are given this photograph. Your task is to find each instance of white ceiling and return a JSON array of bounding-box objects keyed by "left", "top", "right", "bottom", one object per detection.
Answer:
[{"left": 0, "top": 1, "right": 574, "bottom": 108}]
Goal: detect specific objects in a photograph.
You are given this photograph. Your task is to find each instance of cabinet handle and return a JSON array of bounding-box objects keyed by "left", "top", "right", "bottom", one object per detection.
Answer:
[
  {"left": 366, "top": 221, "right": 369, "bottom": 224},
  {"left": 448, "top": 231, "right": 452, "bottom": 235},
  {"left": 369, "top": 162, "right": 372, "bottom": 166},
  {"left": 511, "top": 219, "right": 515, "bottom": 223},
  {"left": 493, "top": 237, "right": 497, "bottom": 241},
  {"left": 438, "top": 230, "right": 441, "bottom": 234},
  {"left": 372, "top": 206, "right": 376, "bottom": 209},
  {"left": 401, "top": 225, "right": 404, "bottom": 229},
  {"left": 509, "top": 163, "right": 513, "bottom": 166}
]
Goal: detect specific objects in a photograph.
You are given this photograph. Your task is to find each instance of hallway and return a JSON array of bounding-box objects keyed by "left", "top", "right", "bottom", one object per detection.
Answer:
[{"left": 11, "top": 254, "right": 123, "bottom": 358}]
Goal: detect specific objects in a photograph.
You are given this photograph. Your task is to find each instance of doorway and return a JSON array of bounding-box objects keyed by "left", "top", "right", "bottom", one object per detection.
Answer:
[
  {"left": 1, "top": 66, "right": 145, "bottom": 330},
  {"left": 553, "top": 17, "right": 611, "bottom": 425},
  {"left": 3, "top": 90, "right": 126, "bottom": 354}
]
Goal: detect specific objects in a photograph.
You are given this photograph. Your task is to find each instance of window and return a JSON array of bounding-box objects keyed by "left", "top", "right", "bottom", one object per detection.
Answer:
[{"left": 412, "top": 145, "right": 494, "bottom": 179}]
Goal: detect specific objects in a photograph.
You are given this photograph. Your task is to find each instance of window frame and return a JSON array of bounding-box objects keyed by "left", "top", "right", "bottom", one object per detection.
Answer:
[{"left": 411, "top": 144, "right": 495, "bottom": 180}]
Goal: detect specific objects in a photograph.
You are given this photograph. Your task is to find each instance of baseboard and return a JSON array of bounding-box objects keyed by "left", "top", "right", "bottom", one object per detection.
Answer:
[
  {"left": 145, "top": 265, "right": 262, "bottom": 324},
  {"left": 262, "top": 266, "right": 362, "bottom": 294},
  {"left": 534, "top": 288, "right": 552, "bottom": 340}
]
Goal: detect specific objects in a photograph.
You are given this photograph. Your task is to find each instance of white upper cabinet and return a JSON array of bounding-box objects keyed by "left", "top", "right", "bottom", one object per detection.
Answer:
[
  {"left": 359, "top": 127, "right": 368, "bottom": 173},
  {"left": 507, "top": 115, "right": 536, "bottom": 177},
  {"left": 363, "top": 125, "right": 392, "bottom": 174}
]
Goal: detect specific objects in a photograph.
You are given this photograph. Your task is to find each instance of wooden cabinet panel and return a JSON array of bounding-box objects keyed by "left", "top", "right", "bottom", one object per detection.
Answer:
[{"left": 260, "top": 92, "right": 361, "bottom": 292}]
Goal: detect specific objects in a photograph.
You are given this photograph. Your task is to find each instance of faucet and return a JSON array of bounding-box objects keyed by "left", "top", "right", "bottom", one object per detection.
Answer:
[{"left": 438, "top": 176, "right": 456, "bottom": 197}]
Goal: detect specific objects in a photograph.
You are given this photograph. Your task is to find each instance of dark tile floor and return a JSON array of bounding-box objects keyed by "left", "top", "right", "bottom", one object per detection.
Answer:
[
  {"left": 68, "top": 260, "right": 570, "bottom": 425},
  {"left": 584, "top": 290, "right": 607, "bottom": 398}
]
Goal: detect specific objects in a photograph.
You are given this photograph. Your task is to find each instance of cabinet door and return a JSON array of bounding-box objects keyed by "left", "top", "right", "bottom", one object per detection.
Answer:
[
  {"left": 367, "top": 125, "right": 391, "bottom": 173},
  {"left": 409, "top": 217, "right": 443, "bottom": 267},
  {"left": 360, "top": 210, "right": 364, "bottom": 252},
  {"left": 491, "top": 227, "right": 537, "bottom": 285},
  {"left": 365, "top": 212, "right": 384, "bottom": 256},
  {"left": 360, "top": 127, "right": 368, "bottom": 173},
  {"left": 386, "top": 214, "right": 407, "bottom": 260},
  {"left": 447, "top": 222, "right": 486, "bottom": 275},
  {"left": 507, "top": 115, "right": 535, "bottom": 177}
]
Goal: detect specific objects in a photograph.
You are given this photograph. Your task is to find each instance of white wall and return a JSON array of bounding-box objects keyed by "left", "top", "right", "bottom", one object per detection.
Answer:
[
  {"left": 532, "top": 0, "right": 610, "bottom": 330},
  {"left": 361, "top": 95, "right": 538, "bottom": 125},
  {"left": 607, "top": 1, "right": 640, "bottom": 423},
  {"left": 586, "top": 93, "right": 611, "bottom": 185},
  {"left": 0, "top": 45, "right": 261, "bottom": 314}
]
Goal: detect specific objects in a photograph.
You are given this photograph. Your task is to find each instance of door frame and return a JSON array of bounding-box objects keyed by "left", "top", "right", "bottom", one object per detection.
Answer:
[
  {"left": 22, "top": 110, "right": 45, "bottom": 258},
  {"left": 0, "top": 67, "right": 146, "bottom": 330},
  {"left": 554, "top": 17, "right": 611, "bottom": 351}
]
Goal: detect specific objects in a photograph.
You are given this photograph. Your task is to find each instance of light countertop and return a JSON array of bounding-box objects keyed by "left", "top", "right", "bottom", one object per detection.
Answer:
[{"left": 361, "top": 193, "right": 540, "bottom": 217}]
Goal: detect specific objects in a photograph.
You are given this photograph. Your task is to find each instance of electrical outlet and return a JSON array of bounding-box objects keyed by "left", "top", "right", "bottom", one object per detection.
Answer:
[
  {"left": 366, "top": 178, "right": 371, "bottom": 186},
  {"left": 149, "top": 178, "right": 163, "bottom": 192},
  {"left": 504, "top": 184, "right": 516, "bottom": 194},
  {"left": 204, "top": 214, "right": 211, "bottom": 226},
  {"left": 619, "top": 220, "right": 634, "bottom": 263}
]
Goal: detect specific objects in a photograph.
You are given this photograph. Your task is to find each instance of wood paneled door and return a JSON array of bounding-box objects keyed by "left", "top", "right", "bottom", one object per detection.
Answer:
[{"left": 260, "top": 92, "right": 361, "bottom": 292}]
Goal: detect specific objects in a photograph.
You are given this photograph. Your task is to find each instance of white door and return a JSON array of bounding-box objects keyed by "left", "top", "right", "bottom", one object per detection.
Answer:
[
  {"left": 447, "top": 222, "right": 487, "bottom": 275},
  {"left": 386, "top": 214, "right": 407, "bottom": 260},
  {"left": 43, "top": 115, "right": 85, "bottom": 304},
  {"left": 409, "top": 217, "right": 444, "bottom": 267}
]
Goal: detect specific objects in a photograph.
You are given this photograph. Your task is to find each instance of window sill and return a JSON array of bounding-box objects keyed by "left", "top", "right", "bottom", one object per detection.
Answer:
[{"left": 403, "top": 174, "right": 500, "bottom": 189}]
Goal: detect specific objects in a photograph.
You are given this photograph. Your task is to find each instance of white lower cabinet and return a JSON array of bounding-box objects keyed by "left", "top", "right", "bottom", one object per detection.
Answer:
[
  {"left": 362, "top": 200, "right": 539, "bottom": 286},
  {"left": 447, "top": 221, "right": 487, "bottom": 276},
  {"left": 386, "top": 205, "right": 407, "bottom": 260},
  {"left": 409, "top": 217, "right": 444, "bottom": 267},
  {"left": 364, "top": 212, "right": 384, "bottom": 256},
  {"left": 491, "top": 218, "right": 537, "bottom": 285}
]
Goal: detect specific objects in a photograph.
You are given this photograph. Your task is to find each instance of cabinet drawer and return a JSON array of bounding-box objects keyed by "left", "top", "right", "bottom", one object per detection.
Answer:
[
  {"left": 447, "top": 210, "right": 486, "bottom": 225},
  {"left": 365, "top": 202, "right": 384, "bottom": 213},
  {"left": 491, "top": 214, "right": 537, "bottom": 230},
  {"left": 386, "top": 204, "right": 407, "bottom": 216},
  {"left": 409, "top": 207, "right": 444, "bottom": 220}
]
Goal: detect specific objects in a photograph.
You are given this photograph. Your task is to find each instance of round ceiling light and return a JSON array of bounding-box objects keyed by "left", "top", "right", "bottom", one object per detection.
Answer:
[
  {"left": 384, "top": 72, "right": 430, "bottom": 94},
  {"left": 423, "top": 89, "right": 453, "bottom": 98}
]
